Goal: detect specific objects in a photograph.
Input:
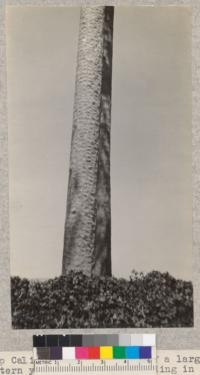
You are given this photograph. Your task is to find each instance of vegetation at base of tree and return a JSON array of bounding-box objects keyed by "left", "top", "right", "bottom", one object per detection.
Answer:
[{"left": 11, "top": 270, "right": 193, "bottom": 329}]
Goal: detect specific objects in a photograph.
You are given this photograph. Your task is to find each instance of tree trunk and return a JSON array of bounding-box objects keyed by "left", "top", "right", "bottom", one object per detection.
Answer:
[{"left": 62, "top": 6, "right": 114, "bottom": 277}]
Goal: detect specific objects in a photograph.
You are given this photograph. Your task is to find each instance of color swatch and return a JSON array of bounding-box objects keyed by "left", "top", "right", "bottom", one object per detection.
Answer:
[
  {"left": 33, "top": 334, "right": 155, "bottom": 348},
  {"left": 34, "top": 345, "right": 152, "bottom": 360},
  {"left": 33, "top": 334, "right": 155, "bottom": 361}
]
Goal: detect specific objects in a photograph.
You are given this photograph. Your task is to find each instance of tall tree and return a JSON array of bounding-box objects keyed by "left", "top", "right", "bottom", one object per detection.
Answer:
[{"left": 62, "top": 6, "right": 114, "bottom": 277}]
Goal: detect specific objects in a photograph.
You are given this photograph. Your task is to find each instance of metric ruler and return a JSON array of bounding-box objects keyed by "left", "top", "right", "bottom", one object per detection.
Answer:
[{"left": 34, "top": 358, "right": 157, "bottom": 375}]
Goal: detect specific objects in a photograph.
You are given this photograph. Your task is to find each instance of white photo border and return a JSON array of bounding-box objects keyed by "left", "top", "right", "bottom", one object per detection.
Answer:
[{"left": 0, "top": 0, "right": 199, "bottom": 350}]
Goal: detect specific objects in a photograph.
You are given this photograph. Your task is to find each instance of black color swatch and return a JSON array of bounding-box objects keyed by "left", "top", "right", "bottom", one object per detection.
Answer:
[{"left": 33, "top": 335, "right": 46, "bottom": 347}]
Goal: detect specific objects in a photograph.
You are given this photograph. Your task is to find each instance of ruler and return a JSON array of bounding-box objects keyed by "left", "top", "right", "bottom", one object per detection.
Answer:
[{"left": 34, "top": 358, "right": 157, "bottom": 375}]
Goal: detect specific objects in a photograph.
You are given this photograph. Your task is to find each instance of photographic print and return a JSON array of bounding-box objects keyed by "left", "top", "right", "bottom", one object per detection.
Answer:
[{"left": 6, "top": 5, "right": 193, "bottom": 329}]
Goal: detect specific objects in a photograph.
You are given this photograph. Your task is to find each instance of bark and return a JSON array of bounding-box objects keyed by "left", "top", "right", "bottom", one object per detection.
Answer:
[
  {"left": 92, "top": 7, "right": 114, "bottom": 276},
  {"left": 62, "top": 6, "right": 114, "bottom": 276}
]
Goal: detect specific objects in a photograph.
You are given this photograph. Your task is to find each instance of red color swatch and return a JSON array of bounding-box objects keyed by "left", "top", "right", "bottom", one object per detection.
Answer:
[{"left": 88, "top": 347, "right": 100, "bottom": 359}]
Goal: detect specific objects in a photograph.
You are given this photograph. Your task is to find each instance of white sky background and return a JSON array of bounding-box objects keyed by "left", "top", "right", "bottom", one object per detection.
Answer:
[{"left": 7, "top": 6, "right": 192, "bottom": 280}]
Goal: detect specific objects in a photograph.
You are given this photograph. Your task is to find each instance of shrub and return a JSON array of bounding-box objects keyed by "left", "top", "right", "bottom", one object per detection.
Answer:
[{"left": 11, "top": 270, "right": 193, "bottom": 329}]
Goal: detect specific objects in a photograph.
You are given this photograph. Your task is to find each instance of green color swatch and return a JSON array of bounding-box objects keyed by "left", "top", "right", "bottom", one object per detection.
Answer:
[{"left": 113, "top": 346, "right": 126, "bottom": 359}]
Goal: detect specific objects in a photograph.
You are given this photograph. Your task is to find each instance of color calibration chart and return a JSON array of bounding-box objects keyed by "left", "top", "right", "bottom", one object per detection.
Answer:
[{"left": 33, "top": 334, "right": 156, "bottom": 375}]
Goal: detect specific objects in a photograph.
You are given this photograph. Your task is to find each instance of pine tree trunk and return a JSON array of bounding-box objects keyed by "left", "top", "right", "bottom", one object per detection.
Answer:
[{"left": 62, "top": 6, "right": 114, "bottom": 276}]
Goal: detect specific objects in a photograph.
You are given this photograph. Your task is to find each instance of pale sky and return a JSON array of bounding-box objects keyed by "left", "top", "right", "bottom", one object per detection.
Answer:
[{"left": 6, "top": 6, "right": 192, "bottom": 280}]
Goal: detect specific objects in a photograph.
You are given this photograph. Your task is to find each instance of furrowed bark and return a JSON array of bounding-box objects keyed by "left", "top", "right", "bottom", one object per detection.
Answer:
[{"left": 62, "top": 6, "right": 114, "bottom": 276}]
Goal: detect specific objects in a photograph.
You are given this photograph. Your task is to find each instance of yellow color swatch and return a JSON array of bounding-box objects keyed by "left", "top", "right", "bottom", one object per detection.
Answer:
[{"left": 100, "top": 346, "right": 113, "bottom": 359}]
